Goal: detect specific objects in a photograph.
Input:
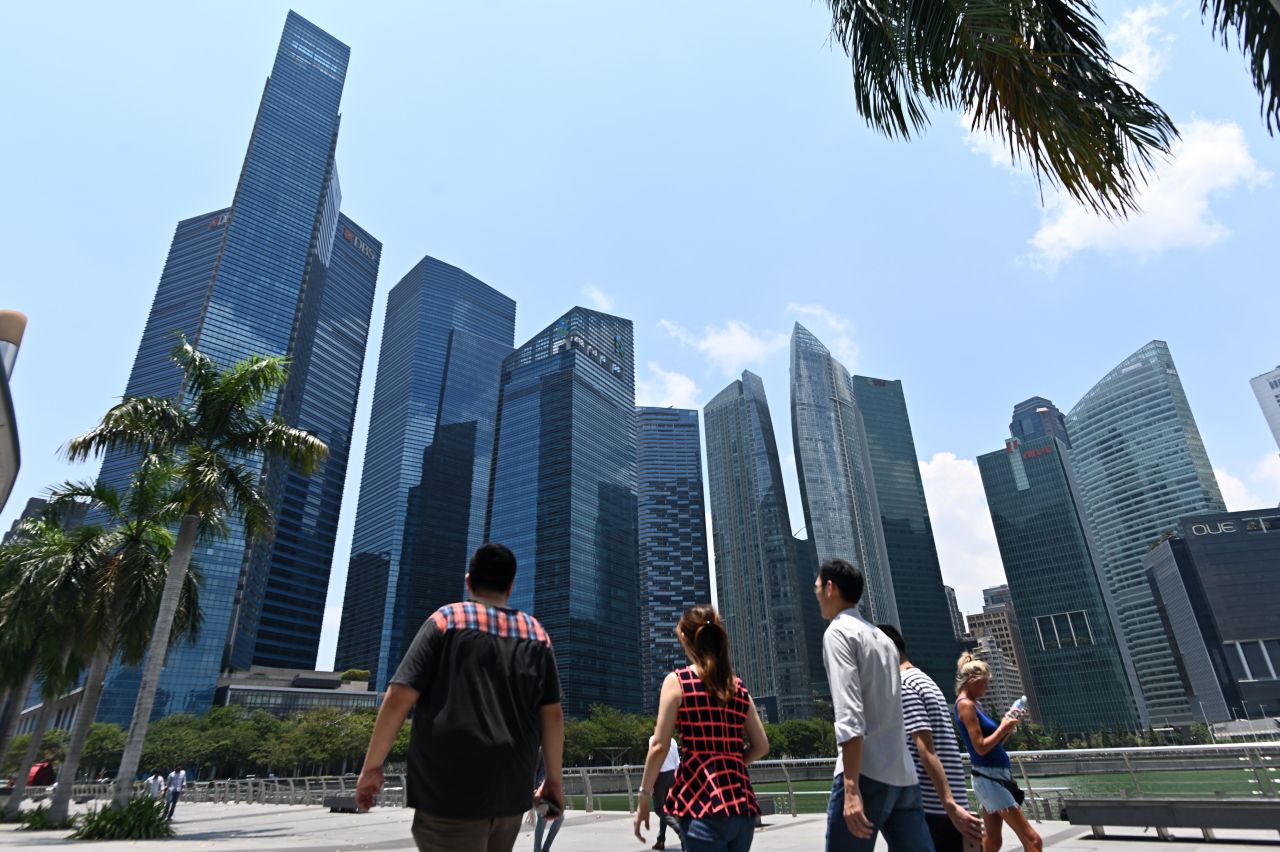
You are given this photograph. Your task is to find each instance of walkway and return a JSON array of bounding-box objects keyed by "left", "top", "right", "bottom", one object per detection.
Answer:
[{"left": 0, "top": 804, "right": 1276, "bottom": 850}]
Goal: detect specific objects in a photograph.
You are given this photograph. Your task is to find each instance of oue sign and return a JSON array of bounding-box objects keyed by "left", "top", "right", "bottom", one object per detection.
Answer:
[{"left": 1190, "top": 521, "right": 1235, "bottom": 536}]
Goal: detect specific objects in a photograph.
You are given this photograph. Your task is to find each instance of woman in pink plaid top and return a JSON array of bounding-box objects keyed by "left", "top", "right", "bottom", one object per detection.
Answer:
[{"left": 634, "top": 605, "right": 770, "bottom": 852}]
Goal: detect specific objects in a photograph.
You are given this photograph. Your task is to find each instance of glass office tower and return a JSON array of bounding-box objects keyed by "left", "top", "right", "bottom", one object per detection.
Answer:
[
  {"left": 251, "top": 215, "right": 379, "bottom": 669},
  {"left": 851, "top": 374, "right": 958, "bottom": 696},
  {"left": 789, "top": 324, "right": 896, "bottom": 624},
  {"left": 335, "top": 257, "right": 515, "bottom": 688},
  {"left": 636, "top": 407, "right": 712, "bottom": 714},
  {"left": 978, "top": 436, "right": 1142, "bottom": 734},
  {"left": 96, "top": 13, "right": 368, "bottom": 722},
  {"left": 1009, "top": 397, "right": 1071, "bottom": 447},
  {"left": 1251, "top": 366, "right": 1280, "bottom": 452},
  {"left": 704, "top": 371, "right": 812, "bottom": 721},
  {"left": 1067, "top": 341, "right": 1226, "bottom": 727},
  {"left": 486, "top": 308, "right": 641, "bottom": 716}
]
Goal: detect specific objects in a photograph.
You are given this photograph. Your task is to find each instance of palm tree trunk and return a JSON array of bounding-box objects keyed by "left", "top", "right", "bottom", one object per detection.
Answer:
[
  {"left": 111, "top": 513, "right": 200, "bottom": 809},
  {"left": 0, "top": 666, "right": 36, "bottom": 772},
  {"left": 3, "top": 674, "right": 64, "bottom": 818},
  {"left": 47, "top": 643, "right": 113, "bottom": 824}
]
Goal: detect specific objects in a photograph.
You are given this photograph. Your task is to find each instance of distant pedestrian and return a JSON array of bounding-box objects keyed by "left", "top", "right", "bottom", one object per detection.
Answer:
[
  {"left": 634, "top": 604, "right": 769, "bottom": 852},
  {"left": 814, "top": 559, "right": 930, "bottom": 852},
  {"left": 954, "top": 653, "right": 1042, "bottom": 852},
  {"left": 164, "top": 765, "right": 186, "bottom": 820},
  {"left": 648, "top": 735, "right": 681, "bottom": 850},
  {"left": 143, "top": 770, "right": 165, "bottom": 799},
  {"left": 878, "top": 624, "right": 983, "bottom": 852},
  {"left": 356, "top": 543, "right": 564, "bottom": 852}
]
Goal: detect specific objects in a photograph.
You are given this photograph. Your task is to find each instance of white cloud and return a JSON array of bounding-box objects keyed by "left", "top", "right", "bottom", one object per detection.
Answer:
[
  {"left": 1215, "top": 454, "right": 1280, "bottom": 511},
  {"left": 1031, "top": 120, "right": 1270, "bottom": 264},
  {"left": 1111, "top": 3, "right": 1173, "bottom": 92},
  {"left": 787, "top": 303, "right": 860, "bottom": 368},
  {"left": 918, "top": 452, "right": 1006, "bottom": 617},
  {"left": 635, "top": 361, "right": 703, "bottom": 409},
  {"left": 582, "top": 284, "right": 614, "bottom": 312},
  {"left": 960, "top": 111, "right": 1018, "bottom": 171},
  {"left": 659, "top": 319, "right": 788, "bottom": 377}
]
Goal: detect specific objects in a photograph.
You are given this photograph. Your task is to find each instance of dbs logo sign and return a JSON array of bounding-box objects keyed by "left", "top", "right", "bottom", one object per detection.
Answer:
[{"left": 343, "top": 227, "right": 378, "bottom": 262}]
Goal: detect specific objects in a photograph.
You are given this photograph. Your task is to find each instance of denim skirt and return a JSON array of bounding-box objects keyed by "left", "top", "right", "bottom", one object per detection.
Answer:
[{"left": 971, "top": 766, "right": 1019, "bottom": 814}]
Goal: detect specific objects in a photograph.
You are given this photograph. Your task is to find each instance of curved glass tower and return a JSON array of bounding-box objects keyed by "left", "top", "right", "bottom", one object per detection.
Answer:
[
  {"left": 789, "top": 323, "right": 896, "bottom": 625},
  {"left": 1067, "top": 340, "right": 1225, "bottom": 727},
  {"left": 704, "top": 371, "right": 813, "bottom": 721}
]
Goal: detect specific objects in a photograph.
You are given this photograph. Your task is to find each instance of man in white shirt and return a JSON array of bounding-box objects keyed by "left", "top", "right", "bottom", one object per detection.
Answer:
[
  {"left": 164, "top": 766, "right": 187, "bottom": 821},
  {"left": 814, "top": 558, "right": 931, "bottom": 852},
  {"left": 648, "top": 736, "right": 681, "bottom": 850},
  {"left": 143, "top": 770, "right": 165, "bottom": 798}
]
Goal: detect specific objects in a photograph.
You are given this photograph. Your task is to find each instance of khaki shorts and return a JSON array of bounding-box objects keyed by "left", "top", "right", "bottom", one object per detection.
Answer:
[{"left": 411, "top": 810, "right": 523, "bottom": 852}]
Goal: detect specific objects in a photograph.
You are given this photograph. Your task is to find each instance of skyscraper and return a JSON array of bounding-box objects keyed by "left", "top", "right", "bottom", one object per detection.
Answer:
[
  {"left": 1067, "top": 341, "right": 1226, "bottom": 727},
  {"left": 705, "top": 371, "right": 812, "bottom": 721},
  {"left": 97, "top": 13, "right": 372, "bottom": 722},
  {"left": 944, "top": 585, "right": 965, "bottom": 642},
  {"left": 978, "top": 584, "right": 1039, "bottom": 718},
  {"left": 335, "top": 257, "right": 515, "bottom": 688},
  {"left": 851, "top": 375, "right": 958, "bottom": 695},
  {"left": 486, "top": 308, "right": 640, "bottom": 716},
  {"left": 1009, "top": 397, "right": 1071, "bottom": 448},
  {"left": 978, "top": 435, "right": 1142, "bottom": 734},
  {"left": 966, "top": 606, "right": 1028, "bottom": 717},
  {"left": 636, "top": 407, "right": 711, "bottom": 713},
  {"left": 789, "top": 324, "right": 896, "bottom": 625},
  {"left": 1251, "top": 366, "right": 1280, "bottom": 452}
]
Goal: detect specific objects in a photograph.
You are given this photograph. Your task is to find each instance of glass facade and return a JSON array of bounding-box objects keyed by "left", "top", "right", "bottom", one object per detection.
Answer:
[
  {"left": 704, "top": 371, "right": 813, "bottom": 721},
  {"left": 851, "top": 374, "right": 958, "bottom": 696},
  {"left": 1009, "top": 397, "right": 1071, "bottom": 448},
  {"left": 1250, "top": 366, "right": 1280, "bottom": 452},
  {"left": 1067, "top": 341, "right": 1226, "bottom": 727},
  {"left": 251, "top": 215, "right": 379, "bottom": 669},
  {"left": 789, "top": 324, "right": 896, "bottom": 624},
  {"left": 1145, "top": 509, "right": 1280, "bottom": 722},
  {"left": 97, "top": 13, "right": 364, "bottom": 724},
  {"left": 978, "top": 436, "right": 1142, "bottom": 734},
  {"left": 636, "top": 407, "right": 712, "bottom": 714},
  {"left": 485, "top": 308, "right": 641, "bottom": 716},
  {"left": 335, "top": 257, "right": 515, "bottom": 689}
]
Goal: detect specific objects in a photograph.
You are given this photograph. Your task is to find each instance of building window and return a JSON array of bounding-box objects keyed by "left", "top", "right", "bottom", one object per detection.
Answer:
[
  {"left": 1034, "top": 610, "right": 1094, "bottom": 650},
  {"left": 1225, "top": 640, "right": 1280, "bottom": 681}
]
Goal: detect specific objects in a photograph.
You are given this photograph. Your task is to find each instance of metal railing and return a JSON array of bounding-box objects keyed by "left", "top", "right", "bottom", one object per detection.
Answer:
[{"left": 38, "top": 742, "right": 1278, "bottom": 820}]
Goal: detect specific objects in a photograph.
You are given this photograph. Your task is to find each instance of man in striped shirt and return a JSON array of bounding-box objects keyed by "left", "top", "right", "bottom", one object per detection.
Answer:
[{"left": 879, "top": 624, "right": 983, "bottom": 852}]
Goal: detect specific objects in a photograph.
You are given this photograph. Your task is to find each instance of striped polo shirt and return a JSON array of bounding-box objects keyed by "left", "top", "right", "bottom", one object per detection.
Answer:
[{"left": 901, "top": 665, "right": 968, "bottom": 815}]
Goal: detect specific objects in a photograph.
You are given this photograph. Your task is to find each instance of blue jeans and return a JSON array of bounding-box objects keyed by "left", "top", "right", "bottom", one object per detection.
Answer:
[
  {"left": 677, "top": 814, "right": 754, "bottom": 852},
  {"left": 533, "top": 812, "right": 562, "bottom": 851},
  {"left": 826, "top": 774, "right": 932, "bottom": 852}
]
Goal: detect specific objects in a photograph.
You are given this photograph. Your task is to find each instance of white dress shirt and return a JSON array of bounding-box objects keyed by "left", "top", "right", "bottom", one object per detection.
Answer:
[{"left": 823, "top": 608, "right": 917, "bottom": 787}]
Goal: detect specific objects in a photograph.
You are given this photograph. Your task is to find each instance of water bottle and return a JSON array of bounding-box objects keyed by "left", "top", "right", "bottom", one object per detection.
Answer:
[{"left": 1008, "top": 696, "right": 1028, "bottom": 718}]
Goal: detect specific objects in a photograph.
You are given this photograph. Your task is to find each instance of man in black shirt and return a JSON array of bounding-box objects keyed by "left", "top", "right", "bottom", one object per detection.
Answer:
[{"left": 356, "top": 543, "right": 565, "bottom": 852}]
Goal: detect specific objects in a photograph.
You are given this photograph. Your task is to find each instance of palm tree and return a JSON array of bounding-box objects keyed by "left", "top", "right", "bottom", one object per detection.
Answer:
[
  {"left": 65, "top": 337, "right": 327, "bottom": 808},
  {"left": 0, "top": 516, "right": 105, "bottom": 818},
  {"left": 1202, "top": 0, "right": 1279, "bottom": 133},
  {"left": 45, "top": 460, "right": 202, "bottom": 825},
  {"left": 823, "top": 0, "right": 1177, "bottom": 217}
]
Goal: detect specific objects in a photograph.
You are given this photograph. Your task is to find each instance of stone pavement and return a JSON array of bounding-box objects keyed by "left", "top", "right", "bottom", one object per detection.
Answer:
[{"left": 0, "top": 803, "right": 1276, "bottom": 850}]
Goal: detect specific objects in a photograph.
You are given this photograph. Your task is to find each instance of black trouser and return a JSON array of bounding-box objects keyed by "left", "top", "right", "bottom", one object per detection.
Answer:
[
  {"left": 925, "top": 812, "right": 964, "bottom": 852},
  {"left": 653, "top": 769, "right": 677, "bottom": 843},
  {"left": 164, "top": 790, "right": 182, "bottom": 820}
]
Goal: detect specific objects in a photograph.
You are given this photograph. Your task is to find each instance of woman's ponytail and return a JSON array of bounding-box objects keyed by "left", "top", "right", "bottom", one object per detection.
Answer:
[{"left": 678, "top": 605, "right": 736, "bottom": 705}]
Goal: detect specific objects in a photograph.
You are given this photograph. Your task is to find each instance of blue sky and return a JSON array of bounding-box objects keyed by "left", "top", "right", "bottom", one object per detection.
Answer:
[{"left": 3, "top": 2, "right": 1276, "bottom": 671}]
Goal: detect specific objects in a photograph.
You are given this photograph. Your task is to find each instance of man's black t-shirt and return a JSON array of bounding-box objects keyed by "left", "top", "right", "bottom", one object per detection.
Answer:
[{"left": 391, "top": 601, "right": 560, "bottom": 818}]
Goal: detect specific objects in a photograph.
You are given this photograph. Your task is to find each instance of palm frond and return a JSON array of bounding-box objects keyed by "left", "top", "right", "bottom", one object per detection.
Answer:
[
  {"left": 825, "top": 0, "right": 1178, "bottom": 216},
  {"left": 220, "top": 463, "right": 275, "bottom": 539},
  {"left": 170, "top": 334, "right": 220, "bottom": 399},
  {"left": 64, "top": 397, "right": 193, "bottom": 462},
  {"left": 1203, "top": 0, "right": 1280, "bottom": 133},
  {"left": 222, "top": 417, "right": 329, "bottom": 475}
]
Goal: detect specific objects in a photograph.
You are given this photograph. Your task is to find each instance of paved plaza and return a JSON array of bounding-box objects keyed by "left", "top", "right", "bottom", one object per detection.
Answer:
[{"left": 0, "top": 804, "right": 1277, "bottom": 851}]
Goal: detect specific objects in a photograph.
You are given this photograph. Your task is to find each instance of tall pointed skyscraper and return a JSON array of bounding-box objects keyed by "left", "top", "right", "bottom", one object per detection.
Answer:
[
  {"left": 850, "top": 375, "right": 958, "bottom": 695},
  {"left": 486, "top": 308, "right": 641, "bottom": 716},
  {"left": 1067, "top": 341, "right": 1226, "bottom": 727},
  {"left": 704, "top": 371, "right": 813, "bottom": 721},
  {"left": 789, "top": 324, "right": 896, "bottom": 624},
  {"left": 1009, "top": 397, "right": 1071, "bottom": 447},
  {"left": 636, "top": 407, "right": 712, "bottom": 713},
  {"left": 335, "top": 257, "right": 515, "bottom": 689},
  {"left": 96, "top": 13, "right": 376, "bottom": 722}
]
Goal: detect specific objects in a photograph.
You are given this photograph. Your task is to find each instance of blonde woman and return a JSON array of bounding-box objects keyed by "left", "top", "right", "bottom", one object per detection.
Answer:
[{"left": 954, "top": 654, "right": 1041, "bottom": 852}]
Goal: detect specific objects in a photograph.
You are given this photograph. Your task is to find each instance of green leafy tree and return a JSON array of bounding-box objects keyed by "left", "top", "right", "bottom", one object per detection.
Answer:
[
  {"left": 82, "top": 723, "right": 127, "bottom": 779},
  {"left": 66, "top": 337, "right": 328, "bottom": 808}
]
